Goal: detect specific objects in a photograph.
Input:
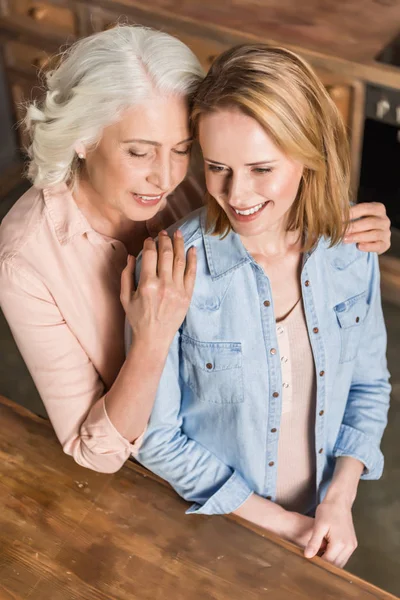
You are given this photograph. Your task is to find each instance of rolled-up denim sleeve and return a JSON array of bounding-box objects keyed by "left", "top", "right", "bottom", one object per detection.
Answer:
[
  {"left": 333, "top": 252, "right": 391, "bottom": 479},
  {"left": 135, "top": 332, "right": 253, "bottom": 515}
]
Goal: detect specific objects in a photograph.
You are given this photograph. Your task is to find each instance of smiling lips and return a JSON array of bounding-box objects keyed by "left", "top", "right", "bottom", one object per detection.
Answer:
[
  {"left": 132, "top": 192, "right": 165, "bottom": 206},
  {"left": 230, "top": 201, "right": 270, "bottom": 222}
]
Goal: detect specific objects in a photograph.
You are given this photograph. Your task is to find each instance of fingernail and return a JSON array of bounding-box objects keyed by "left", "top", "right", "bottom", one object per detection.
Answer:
[
  {"left": 175, "top": 229, "right": 183, "bottom": 238},
  {"left": 159, "top": 230, "right": 168, "bottom": 236}
]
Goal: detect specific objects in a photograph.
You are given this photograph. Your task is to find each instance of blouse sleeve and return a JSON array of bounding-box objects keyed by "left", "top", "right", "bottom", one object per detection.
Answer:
[{"left": 0, "top": 258, "right": 137, "bottom": 473}]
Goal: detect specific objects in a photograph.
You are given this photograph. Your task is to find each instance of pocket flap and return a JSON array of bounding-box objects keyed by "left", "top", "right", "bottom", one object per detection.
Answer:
[
  {"left": 181, "top": 335, "right": 242, "bottom": 371},
  {"left": 334, "top": 292, "right": 368, "bottom": 329}
]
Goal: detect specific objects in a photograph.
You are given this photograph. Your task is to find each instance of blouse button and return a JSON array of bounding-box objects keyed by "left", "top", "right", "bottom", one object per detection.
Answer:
[
  {"left": 282, "top": 383, "right": 290, "bottom": 389},
  {"left": 276, "top": 326, "right": 284, "bottom": 335},
  {"left": 313, "top": 327, "right": 319, "bottom": 334},
  {"left": 281, "top": 356, "right": 288, "bottom": 364},
  {"left": 270, "top": 348, "right": 277, "bottom": 355},
  {"left": 206, "top": 363, "right": 213, "bottom": 370},
  {"left": 272, "top": 392, "right": 279, "bottom": 398},
  {"left": 264, "top": 300, "right": 271, "bottom": 307}
]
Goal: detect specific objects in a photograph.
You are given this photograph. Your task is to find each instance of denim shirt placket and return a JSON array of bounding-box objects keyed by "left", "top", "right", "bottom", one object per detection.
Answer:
[
  {"left": 301, "top": 250, "right": 328, "bottom": 502},
  {"left": 253, "top": 261, "right": 283, "bottom": 500}
]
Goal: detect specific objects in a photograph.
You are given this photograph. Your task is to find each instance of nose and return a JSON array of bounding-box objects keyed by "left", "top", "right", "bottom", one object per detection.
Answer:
[
  {"left": 147, "top": 155, "right": 172, "bottom": 192},
  {"left": 226, "top": 172, "right": 249, "bottom": 206}
]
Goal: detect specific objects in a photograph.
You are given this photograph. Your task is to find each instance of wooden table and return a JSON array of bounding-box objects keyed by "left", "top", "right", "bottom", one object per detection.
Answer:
[{"left": 0, "top": 395, "right": 397, "bottom": 600}]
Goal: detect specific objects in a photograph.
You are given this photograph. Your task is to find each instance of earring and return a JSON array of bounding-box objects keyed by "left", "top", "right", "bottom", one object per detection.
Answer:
[{"left": 77, "top": 153, "right": 84, "bottom": 160}]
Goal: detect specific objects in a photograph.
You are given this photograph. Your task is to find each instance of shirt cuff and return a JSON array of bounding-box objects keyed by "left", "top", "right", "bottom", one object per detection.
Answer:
[
  {"left": 333, "top": 423, "right": 384, "bottom": 480},
  {"left": 80, "top": 396, "right": 141, "bottom": 457},
  {"left": 186, "top": 470, "right": 253, "bottom": 515}
]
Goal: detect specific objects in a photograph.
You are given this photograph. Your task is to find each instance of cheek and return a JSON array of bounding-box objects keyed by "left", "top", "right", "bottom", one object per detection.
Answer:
[
  {"left": 260, "top": 171, "right": 301, "bottom": 201},
  {"left": 205, "top": 173, "right": 222, "bottom": 195},
  {"left": 174, "top": 157, "right": 190, "bottom": 184}
]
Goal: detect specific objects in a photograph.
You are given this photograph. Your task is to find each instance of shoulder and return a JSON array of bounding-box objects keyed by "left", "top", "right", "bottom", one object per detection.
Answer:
[
  {"left": 315, "top": 238, "right": 378, "bottom": 299},
  {"left": 318, "top": 238, "right": 369, "bottom": 271},
  {"left": 0, "top": 186, "right": 46, "bottom": 266},
  {"left": 166, "top": 207, "right": 205, "bottom": 250}
]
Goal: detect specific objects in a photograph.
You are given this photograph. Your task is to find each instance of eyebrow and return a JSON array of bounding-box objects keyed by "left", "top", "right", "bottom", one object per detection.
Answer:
[
  {"left": 122, "top": 137, "right": 193, "bottom": 146},
  {"left": 204, "top": 158, "right": 278, "bottom": 167}
]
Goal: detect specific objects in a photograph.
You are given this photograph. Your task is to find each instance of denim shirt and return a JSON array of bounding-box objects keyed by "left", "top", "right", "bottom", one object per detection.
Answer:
[{"left": 134, "top": 208, "right": 391, "bottom": 516}]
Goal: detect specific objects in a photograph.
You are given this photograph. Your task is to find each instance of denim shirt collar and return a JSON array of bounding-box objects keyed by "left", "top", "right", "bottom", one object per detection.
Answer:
[{"left": 200, "top": 211, "right": 252, "bottom": 281}]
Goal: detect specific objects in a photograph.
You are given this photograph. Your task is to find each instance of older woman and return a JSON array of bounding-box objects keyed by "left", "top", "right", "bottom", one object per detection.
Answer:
[
  {"left": 133, "top": 44, "right": 391, "bottom": 568},
  {"left": 0, "top": 26, "right": 391, "bottom": 475},
  {"left": 0, "top": 26, "right": 202, "bottom": 472}
]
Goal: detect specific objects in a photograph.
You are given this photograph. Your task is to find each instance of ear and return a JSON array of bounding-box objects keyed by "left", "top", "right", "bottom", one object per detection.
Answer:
[{"left": 74, "top": 143, "right": 86, "bottom": 160}]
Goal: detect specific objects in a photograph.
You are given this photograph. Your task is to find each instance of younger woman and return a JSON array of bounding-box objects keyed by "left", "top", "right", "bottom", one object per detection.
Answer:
[{"left": 134, "top": 44, "right": 391, "bottom": 568}]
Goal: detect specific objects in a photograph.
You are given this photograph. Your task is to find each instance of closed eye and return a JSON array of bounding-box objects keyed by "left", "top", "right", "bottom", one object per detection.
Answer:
[
  {"left": 253, "top": 167, "right": 273, "bottom": 174},
  {"left": 129, "top": 150, "right": 147, "bottom": 158},
  {"left": 173, "top": 146, "right": 192, "bottom": 156},
  {"left": 207, "top": 164, "right": 227, "bottom": 173}
]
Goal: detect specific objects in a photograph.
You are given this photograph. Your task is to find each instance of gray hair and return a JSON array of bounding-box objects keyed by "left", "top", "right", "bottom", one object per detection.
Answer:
[{"left": 24, "top": 25, "right": 204, "bottom": 188}]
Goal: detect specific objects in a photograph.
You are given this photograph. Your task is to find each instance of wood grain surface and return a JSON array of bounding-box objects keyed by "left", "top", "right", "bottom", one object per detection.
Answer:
[
  {"left": 110, "top": 0, "right": 400, "bottom": 64},
  {"left": 0, "top": 395, "right": 397, "bottom": 600}
]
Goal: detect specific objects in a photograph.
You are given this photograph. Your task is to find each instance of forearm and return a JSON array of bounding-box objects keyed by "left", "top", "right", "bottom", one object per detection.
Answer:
[
  {"left": 324, "top": 456, "right": 364, "bottom": 507},
  {"left": 105, "top": 334, "right": 171, "bottom": 443},
  {"left": 234, "top": 493, "right": 288, "bottom": 536}
]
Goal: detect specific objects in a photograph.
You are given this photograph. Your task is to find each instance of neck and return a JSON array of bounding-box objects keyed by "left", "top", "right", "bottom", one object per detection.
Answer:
[
  {"left": 240, "top": 219, "right": 301, "bottom": 259},
  {"left": 73, "top": 175, "right": 146, "bottom": 254}
]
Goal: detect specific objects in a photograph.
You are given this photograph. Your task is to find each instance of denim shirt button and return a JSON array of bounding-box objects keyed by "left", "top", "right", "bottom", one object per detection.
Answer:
[
  {"left": 318, "top": 448, "right": 324, "bottom": 454},
  {"left": 319, "top": 370, "right": 325, "bottom": 376},
  {"left": 264, "top": 300, "right": 271, "bottom": 307},
  {"left": 313, "top": 327, "right": 319, "bottom": 334},
  {"left": 268, "top": 461, "right": 275, "bottom": 467},
  {"left": 206, "top": 363, "right": 213, "bottom": 370},
  {"left": 319, "top": 410, "right": 324, "bottom": 416},
  {"left": 304, "top": 280, "right": 310, "bottom": 287},
  {"left": 270, "top": 348, "right": 277, "bottom": 355},
  {"left": 272, "top": 392, "right": 279, "bottom": 398}
]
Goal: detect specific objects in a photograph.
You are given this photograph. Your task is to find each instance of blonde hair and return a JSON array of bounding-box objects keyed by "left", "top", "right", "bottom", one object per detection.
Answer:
[
  {"left": 191, "top": 44, "right": 350, "bottom": 251},
  {"left": 25, "top": 25, "right": 204, "bottom": 188}
]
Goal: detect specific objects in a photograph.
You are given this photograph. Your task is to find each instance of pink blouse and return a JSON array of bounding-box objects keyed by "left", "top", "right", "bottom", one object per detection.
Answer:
[{"left": 0, "top": 174, "right": 205, "bottom": 472}]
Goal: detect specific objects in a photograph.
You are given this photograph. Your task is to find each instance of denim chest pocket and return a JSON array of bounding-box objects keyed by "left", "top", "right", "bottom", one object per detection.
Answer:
[
  {"left": 181, "top": 334, "right": 244, "bottom": 404},
  {"left": 334, "top": 292, "right": 368, "bottom": 363}
]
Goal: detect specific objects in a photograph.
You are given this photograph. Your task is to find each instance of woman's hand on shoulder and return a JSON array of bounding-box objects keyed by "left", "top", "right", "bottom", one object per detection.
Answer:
[
  {"left": 120, "top": 230, "right": 197, "bottom": 348},
  {"left": 345, "top": 202, "right": 391, "bottom": 254}
]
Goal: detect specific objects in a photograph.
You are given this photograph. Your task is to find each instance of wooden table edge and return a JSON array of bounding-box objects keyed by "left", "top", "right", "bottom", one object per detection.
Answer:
[{"left": 1, "top": 395, "right": 397, "bottom": 600}]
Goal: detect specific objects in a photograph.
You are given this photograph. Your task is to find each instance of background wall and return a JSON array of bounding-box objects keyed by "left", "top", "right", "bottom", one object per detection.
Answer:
[{"left": 0, "top": 57, "right": 17, "bottom": 172}]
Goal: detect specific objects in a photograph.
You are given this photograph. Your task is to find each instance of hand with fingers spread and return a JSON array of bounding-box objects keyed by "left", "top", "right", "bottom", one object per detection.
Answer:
[
  {"left": 345, "top": 202, "right": 391, "bottom": 254},
  {"left": 304, "top": 499, "right": 357, "bottom": 568},
  {"left": 120, "top": 229, "right": 197, "bottom": 349}
]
